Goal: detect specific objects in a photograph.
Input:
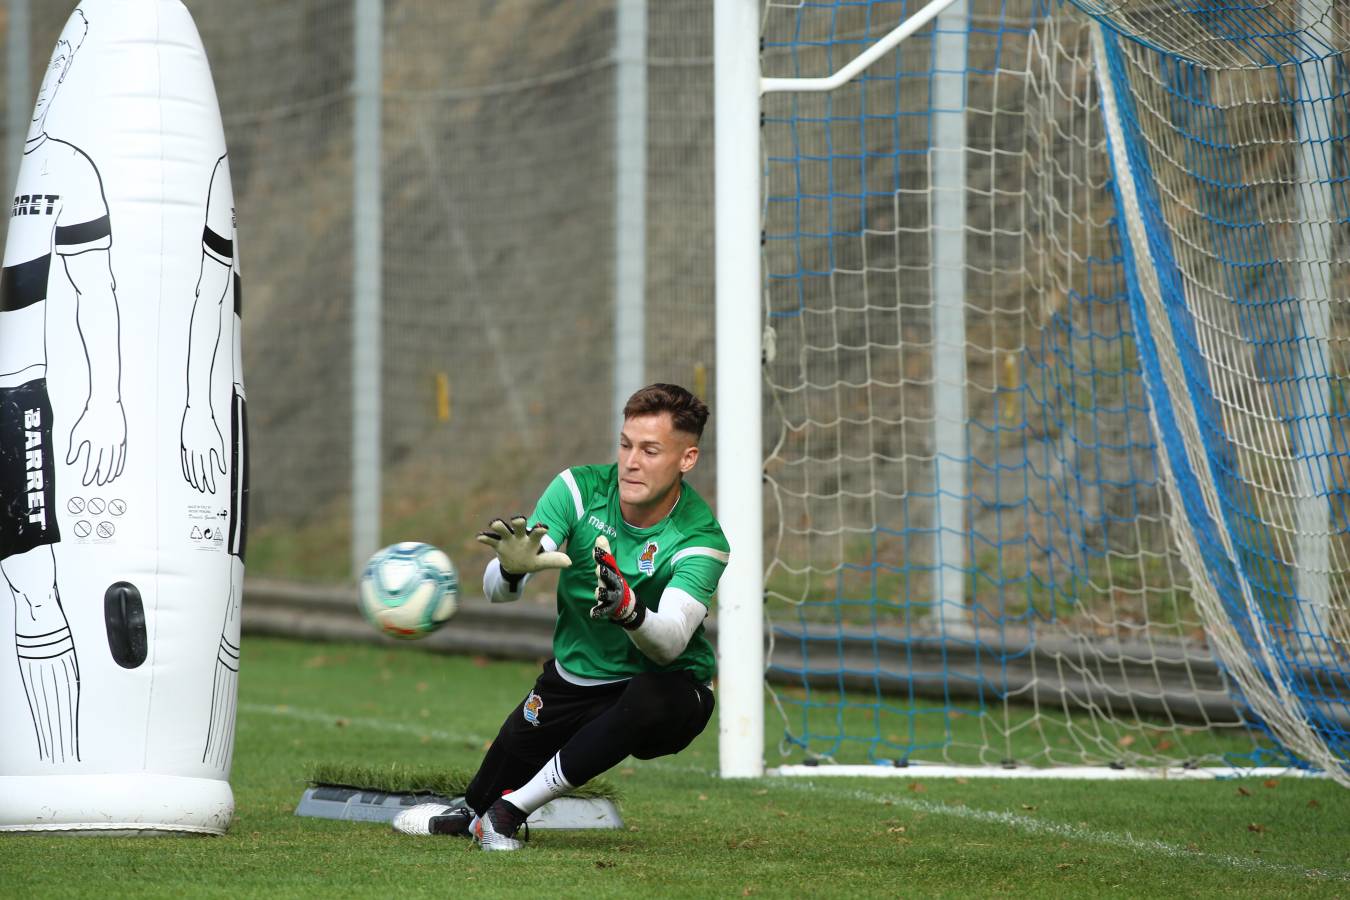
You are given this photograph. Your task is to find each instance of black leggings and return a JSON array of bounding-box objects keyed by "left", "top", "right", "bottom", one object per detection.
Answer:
[{"left": 465, "top": 660, "right": 714, "bottom": 816}]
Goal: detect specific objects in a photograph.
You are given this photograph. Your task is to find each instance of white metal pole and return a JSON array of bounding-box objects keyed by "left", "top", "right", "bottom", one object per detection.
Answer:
[
  {"left": 716, "top": 0, "right": 765, "bottom": 779},
  {"left": 1294, "top": 0, "right": 1331, "bottom": 627},
  {"left": 613, "top": 0, "right": 647, "bottom": 435},
  {"left": 761, "top": 0, "right": 963, "bottom": 94},
  {"left": 6, "top": 0, "right": 30, "bottom": 199},
  {"left": 352, "top": 0, "right": 382, "bottom": 577},
  {"left": 932, "top": 1, "right": 970, "bottom": 630}
]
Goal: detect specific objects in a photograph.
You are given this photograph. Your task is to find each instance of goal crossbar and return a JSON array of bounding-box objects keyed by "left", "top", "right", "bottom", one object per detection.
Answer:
[{"left": 760, "top": 0, "right": 964, "bottom": 94}]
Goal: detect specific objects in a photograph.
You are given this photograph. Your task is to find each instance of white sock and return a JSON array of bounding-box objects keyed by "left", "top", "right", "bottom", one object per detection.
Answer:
[
  {"left": 503, "top": 752, "right": 573, "bottom": 816},
  {"left": 202, "top": 633, "right": 241, "bottom": 769},
  {"left": 16, "top": 627, "right": 80, "bottom": 763}
]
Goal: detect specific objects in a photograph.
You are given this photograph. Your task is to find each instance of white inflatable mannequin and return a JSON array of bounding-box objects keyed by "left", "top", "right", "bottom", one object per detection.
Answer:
[{"left": 0, "top": 0, "right": 245, "bottom": 834}]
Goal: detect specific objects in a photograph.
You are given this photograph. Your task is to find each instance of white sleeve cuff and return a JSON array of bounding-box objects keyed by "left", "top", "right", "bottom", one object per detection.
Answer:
[{"left": 626, "top": 587, "right": 708, "bottom": 665}]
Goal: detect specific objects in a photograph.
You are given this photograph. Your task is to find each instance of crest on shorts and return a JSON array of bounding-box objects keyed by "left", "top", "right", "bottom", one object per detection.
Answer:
[
  {"left": 523, "top": 691, "right": 543, "bottom": 727},
  {"left": 637, "top": 541, "right": 659, "bottom": 575}
]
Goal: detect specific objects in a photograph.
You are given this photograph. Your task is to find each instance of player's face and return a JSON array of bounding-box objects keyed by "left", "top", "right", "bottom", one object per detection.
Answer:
[
  {"left": 618, "top": 413, "right": 699, "bottom": 514},
  {"left": 32, "top": 51, "right": 68, "bottom": 128}
]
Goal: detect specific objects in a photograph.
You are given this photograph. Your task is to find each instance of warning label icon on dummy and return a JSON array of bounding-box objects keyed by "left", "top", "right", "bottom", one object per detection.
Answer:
[
  {"left": 66, "top": 497, "right": 124, "bottom": 544},
  {"left": 187, "top": 504, "right": 227, "bottom": 550}
]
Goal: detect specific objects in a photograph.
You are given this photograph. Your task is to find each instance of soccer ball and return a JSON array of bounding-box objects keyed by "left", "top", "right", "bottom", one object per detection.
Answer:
[{"left": 358, "top": 542, "right": 460, "bottom": 640}]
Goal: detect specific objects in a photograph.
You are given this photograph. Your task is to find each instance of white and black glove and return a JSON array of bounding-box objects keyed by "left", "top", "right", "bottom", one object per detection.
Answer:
[
  {"left": 591, "top": 535, "right": 644, "bottom": 629},
  {"left": 476, "top": 516, "right": 572, "bottom": 588}
]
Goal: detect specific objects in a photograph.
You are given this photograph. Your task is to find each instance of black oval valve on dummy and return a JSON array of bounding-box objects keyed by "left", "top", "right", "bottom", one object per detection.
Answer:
[{"left": 104, "top": 581, "right": 147, "bottom": 669}]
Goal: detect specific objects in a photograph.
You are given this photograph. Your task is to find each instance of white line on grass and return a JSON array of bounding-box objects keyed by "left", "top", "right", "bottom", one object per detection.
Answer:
[
  {"left": 769, "top": 779, "right": 1349, "bottom": 883},
  {"left": 239, "top": 703, "right": 1345, "bottom": 882},
  {"left": 534, "top": 755, "right": 1348, "bottom": 881},
  {"left": 238, "top": 701, "right": 490, "bottom": 748}
]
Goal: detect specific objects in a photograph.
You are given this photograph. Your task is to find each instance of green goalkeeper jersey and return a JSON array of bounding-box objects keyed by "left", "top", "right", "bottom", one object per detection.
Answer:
[{"left": 530, "top": 464, "right": 729, "bottom": 684}]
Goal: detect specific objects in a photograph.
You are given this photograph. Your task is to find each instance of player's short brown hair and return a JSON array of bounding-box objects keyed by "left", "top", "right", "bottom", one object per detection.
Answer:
[{"left": 623, "top": 383, "right": 709, "bottom": 440}]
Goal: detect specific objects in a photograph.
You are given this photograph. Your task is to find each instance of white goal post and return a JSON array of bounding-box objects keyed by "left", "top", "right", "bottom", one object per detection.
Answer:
[
  {"left": 716, "top": 0, "right": 966, "bottom": 780},
  {"left": 714, "top": 0, "right": 766, "bottom": 780},
  {"left": 716, "top": 0, "right": 1349, "bottom": 782}
]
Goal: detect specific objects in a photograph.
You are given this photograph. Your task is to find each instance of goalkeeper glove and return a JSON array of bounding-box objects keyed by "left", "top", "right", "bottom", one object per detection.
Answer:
[
  {"left": 476, "top": 516, "right": 573, "bottom": 584},
  {"left": 591, "top": 535, "right": 644, "bottom": 629}
]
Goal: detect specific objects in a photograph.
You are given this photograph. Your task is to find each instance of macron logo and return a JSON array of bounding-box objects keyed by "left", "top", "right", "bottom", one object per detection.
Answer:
[{"left": 587, "top": 515, "right": 617, "bottom": 539}]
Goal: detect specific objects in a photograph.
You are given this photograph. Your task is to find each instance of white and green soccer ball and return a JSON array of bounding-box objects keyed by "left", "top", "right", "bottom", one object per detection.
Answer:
[{"left": 359, "top": 542, "right": 460, "bottom": 640}]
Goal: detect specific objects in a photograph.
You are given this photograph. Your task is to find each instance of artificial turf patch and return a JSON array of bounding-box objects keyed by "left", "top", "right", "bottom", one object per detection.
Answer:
[{"left": 308, "top": 761, "right": 620, "bottom": 802}]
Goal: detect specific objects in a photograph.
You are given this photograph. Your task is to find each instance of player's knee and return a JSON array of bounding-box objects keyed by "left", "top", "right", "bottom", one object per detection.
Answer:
[
  {"left": 617, "top": 673, "right": 694, "bottom": 733},
  {"left": 615, "top": 699, "right": 667, "bottom": 737},
  {"left": 3, "top": 549, "right": 60, "bottom": 622},
  {"left": 2, "top": 546, "right": 56, "bottom": 593}
]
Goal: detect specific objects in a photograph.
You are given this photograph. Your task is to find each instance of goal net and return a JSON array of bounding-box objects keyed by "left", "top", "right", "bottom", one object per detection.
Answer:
[{"left": 756, "top": 0, "right": 1349, "bottom": 779}]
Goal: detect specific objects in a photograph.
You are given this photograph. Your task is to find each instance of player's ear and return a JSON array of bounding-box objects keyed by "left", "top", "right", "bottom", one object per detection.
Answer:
[{"left": 679, "top": 443, "right": 699, "bottom": 474}]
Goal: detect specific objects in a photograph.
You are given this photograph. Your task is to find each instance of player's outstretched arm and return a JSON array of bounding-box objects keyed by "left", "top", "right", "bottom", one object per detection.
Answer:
[
  {"left": 592, "top": 535, "right": 706, "bottom": 664},
  {"left": 477, "top": 516, "right": 572, "bottom": 575},
  {"left": 477, "top": 516, "right": 571, "bottom": 601}
]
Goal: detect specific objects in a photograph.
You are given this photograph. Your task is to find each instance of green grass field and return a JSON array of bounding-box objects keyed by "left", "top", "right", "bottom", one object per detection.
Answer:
[{"left": 2, "top": 636, "right": 1348, "bottom": 898}]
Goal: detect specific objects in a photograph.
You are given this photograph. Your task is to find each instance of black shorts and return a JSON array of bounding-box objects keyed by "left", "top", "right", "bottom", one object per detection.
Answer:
[
  {"left": 0, "top": 378, "right": 60, "bottom": 560},
  {"left": 505, "top": 660, "right": 713, "bottom": 758}
]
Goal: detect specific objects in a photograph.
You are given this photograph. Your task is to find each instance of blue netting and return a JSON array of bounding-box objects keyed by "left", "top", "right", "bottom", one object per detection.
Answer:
[
  {"left": 1095, "top": 19, "right": 1350, "bottom": 771},
  {"left": 760, "top": 0, "right": 1345, "bottom": 774}
]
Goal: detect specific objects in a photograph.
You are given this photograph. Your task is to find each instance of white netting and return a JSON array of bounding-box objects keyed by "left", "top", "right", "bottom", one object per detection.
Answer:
[
  {"left": 1091, "top": 3, "right": 1350, "bottom": 782},
  {"left": 3, "top": 0, "right": 1342, "bottom": 777},
  {"left": 757, "top": 0, "right": 1316, "bottom": 770},
  {"left": 0, "top": 1, "right": 720, "bottom": 583}
]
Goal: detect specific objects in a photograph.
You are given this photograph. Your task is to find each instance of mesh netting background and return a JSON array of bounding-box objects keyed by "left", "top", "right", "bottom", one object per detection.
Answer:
[{"left": 0, "top": 0, "right": 718, "bottom": 582}]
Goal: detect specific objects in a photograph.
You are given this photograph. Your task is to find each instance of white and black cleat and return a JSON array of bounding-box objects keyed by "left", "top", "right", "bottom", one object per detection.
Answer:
[
  {"left": 391, "top": 803, "right": 474, "bottom": 837},
  {"left": 473, "top": 798, "right": 528, "bottom": 851}
]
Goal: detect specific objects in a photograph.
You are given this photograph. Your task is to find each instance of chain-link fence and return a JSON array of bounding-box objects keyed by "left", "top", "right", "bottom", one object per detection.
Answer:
[{"left": 0, "top": 0, "right": 717, "bottom": 584}]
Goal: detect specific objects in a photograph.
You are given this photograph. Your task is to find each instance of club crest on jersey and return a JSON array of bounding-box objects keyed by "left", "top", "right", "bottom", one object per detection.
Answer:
[
  {"left": 523, "top": 691, "right": 543, "bottom": 727},
  {"left": 637, "top": 541, "right": 659, "bottom": 575}
]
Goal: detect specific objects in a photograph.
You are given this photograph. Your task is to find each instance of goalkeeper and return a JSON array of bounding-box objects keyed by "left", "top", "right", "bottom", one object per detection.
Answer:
[{"left": 393, "top": 383, "right": 729, "bottom": 851}]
